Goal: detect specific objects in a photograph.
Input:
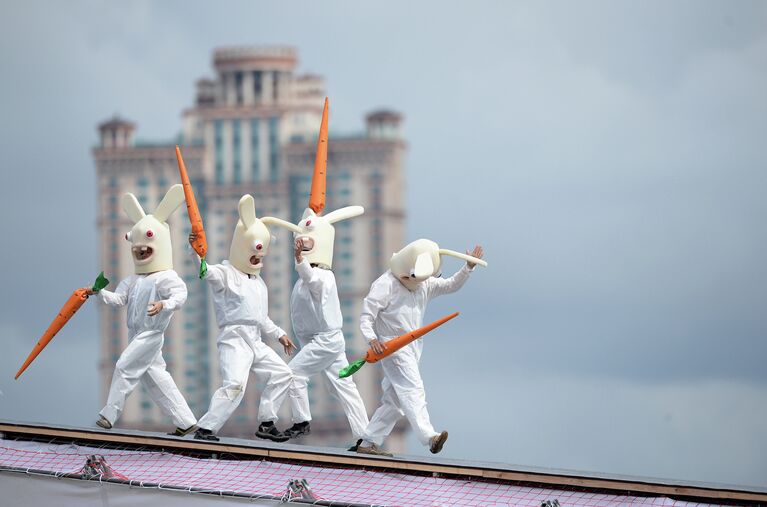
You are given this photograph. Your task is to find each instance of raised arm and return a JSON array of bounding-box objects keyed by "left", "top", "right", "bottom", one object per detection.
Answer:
[
  {"left": 189, "top": 233, "right": 224, "bottom": 288},
  {"left": 427, "top": 245, "right": 484, "bottom": 300},
  {"left": 294, "top": 238, "right": 324, "bottom": 297}
]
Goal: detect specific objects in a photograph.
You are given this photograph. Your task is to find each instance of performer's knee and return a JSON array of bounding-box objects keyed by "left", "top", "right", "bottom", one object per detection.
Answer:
[{"left": 223, "top": 383, "right": 245, "bottom": 401}]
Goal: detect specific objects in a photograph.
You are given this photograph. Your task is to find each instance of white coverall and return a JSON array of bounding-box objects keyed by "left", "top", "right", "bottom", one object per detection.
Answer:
[
  {"left": 195, "top": 261, "right": 293, "bottom": 432},
  {"left": 286, "top": 259, "right": 369, "bottom": 438},
  {"left": 360, "top": 265, "right": 474, "bottom": 447},
  {"left": 99, "top": 270, "right": 196, "bottom": 429}
]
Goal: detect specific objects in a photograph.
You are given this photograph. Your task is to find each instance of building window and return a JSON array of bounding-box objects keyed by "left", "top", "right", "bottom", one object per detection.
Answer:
[
  {"left": 235, "top": 71, "right": 244, "bottom": 105},
  {"left": 215, "top": 120, "right": 224, "bottom": 184},
  {"left": 268, "top": 117, "right": 279, "bottom": 182},
  {"left": 233, "top": 119, "right": 241, "bottom": 184},
  {"left": 253, "top": 71, "right": 262, "bottom": 101},
  {"left": 272, "top": 72, "right": 279, "bottom": 102},
  {"left": 251, "top": 118, "right": 260, "bottom": 181}
]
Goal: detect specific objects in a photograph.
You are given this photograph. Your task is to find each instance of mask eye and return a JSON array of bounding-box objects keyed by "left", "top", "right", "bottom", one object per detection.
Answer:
[
  {"left": 146, "top": 230, "right": 154, "bottom": 238},
  {"left": 256, "top": 243, "right": 263, "bottom": 250},
  {"left": 253, "top": 240, "right": 264, "bottom": 251},
  {"left": 305, "top": 219, "right": 312, "bottom": 227},
  {"left": 124, "top": 232, "right": 132, "bottom": 241}
]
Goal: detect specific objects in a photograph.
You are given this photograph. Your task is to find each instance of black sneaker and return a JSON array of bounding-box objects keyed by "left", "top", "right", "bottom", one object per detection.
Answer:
[
  {"left": 347, "top": 439, "right": 363, "bottom": 452},
  {"left": 168, "top": 425, "right": 197, "bottom": 437},
  {"left": 193, "top": 428, "right": 220, "bottom": 441},
  {"left": 255, "top": 422, "right": 290, "bottom": 443},
  {"left": 284, "top": 421, "right": 311, "bottom": 439}
]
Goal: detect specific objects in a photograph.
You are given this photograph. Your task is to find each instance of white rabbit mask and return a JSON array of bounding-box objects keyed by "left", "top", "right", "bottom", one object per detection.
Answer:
[
  {"left": 122, "top": 184, "right": 185, "bottom": 274},
  {"left": 290, "top": 97, "right": 364, "bottom": 269},
  {"left": 293, "top": 206, "right": 364, "bottom": 269},
  {"left": 390, "top": 238, "right": 488, "bottom": 291},
  {"left": 230, "top": 194, "right": 298, "bottom": 276}
]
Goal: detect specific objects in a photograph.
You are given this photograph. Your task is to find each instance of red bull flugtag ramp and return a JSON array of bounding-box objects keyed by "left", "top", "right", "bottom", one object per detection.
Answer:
[{"left": 0, "top": 420, "right": 764, "bottom": 506}]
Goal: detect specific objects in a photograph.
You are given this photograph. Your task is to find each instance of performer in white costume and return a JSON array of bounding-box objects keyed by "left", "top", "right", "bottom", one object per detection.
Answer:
[
  {"left": 191, "top": 195, "right": 299, "bottom": 442},
  {"left": 90, "top": 184, "right": 197, "bottom": 435},
  {"left": 267, "top": 98, "right": 370, "bottom": 440},
  {"left": 354, "top": 239, "right": 486, "bottom": 456}
]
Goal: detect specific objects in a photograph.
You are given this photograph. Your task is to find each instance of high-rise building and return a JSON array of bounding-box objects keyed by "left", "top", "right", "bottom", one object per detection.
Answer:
[{"left": 92, "top": 46, "right": 407, "bottom": 450}]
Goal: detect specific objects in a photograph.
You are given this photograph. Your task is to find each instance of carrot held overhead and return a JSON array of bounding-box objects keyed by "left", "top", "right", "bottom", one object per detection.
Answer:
[
  {"left": 308, "top": 97, "right": 329, "bottom": 214},
  {"left": 175, "top": 145, "right": 208, "bottom": 278},
  {"left": 15, "top": 272, "right": 109, "bottom": 379},
  {"left": 339, "top": 312, "right": 459, "bottom": 378}
]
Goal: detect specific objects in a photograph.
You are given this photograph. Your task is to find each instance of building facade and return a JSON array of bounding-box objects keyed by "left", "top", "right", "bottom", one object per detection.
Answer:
[{"left": 92, "top": 46, "right": 407, "bottom": 450}]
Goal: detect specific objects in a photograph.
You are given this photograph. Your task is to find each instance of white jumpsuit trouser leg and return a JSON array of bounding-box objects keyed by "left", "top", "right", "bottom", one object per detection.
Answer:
[
  {"left": 100, "top": 330, "right": 196, "bottom": 429},
  {"left": 288, "top": 331, "right": 369, "bottom": 439},
  {"left": 197, "top": 327, "right": 293, "bottom": 432},
  {"left": 362, "top": 341, "right": 439, "bottom": 447}
]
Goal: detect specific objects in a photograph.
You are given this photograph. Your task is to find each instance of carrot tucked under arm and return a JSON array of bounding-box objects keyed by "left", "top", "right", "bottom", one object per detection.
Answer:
[
  {"left": 339, "top": 312, "right": 459, "bottom": 378},
  {"left": 176, "top": 145, "right": 208, "bottom": 278},
  {"left": 15, "top": 272, "right": 109, "bottom": 379}
]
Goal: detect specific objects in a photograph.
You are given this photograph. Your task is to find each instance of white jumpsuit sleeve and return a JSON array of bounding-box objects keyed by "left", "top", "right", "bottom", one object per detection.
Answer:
[
  {"left": 156, "top": 273, "right": 188, "bottom": 311},
  {"left": 99, "top": 277, "right": 131, "bottom": 307},
  {"left": 188, "top": 247, "right": 226, "bottom": 290},
  {"left": 256, "top": 315, "right": 287, "bottom": 342},
  {"left": 426, "top": 264, "right": 474, "bottom": 301},
  {"left": 360, "top": 276, "right": 392, "bottom": 343},
  {"left": 202, "top": 263, "right": 226, "bottom": 291},
  {"left": 295, "top": 259, "right": 324, "bottom": 298}
]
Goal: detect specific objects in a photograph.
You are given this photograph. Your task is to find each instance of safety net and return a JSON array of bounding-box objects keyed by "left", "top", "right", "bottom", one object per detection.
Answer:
[{"left": 0, "top": 437, "right": 721, "bottom": 507}]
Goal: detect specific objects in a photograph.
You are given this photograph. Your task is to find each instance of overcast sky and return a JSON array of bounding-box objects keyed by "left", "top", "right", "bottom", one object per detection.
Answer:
[{"left": 1, "top": 0, "right": 766, "bottom": 489}]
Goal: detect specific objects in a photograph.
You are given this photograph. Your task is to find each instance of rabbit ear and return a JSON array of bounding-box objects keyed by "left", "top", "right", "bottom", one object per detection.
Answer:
[
  {"left": 154, "top": 184, "right": 185, "bottom": 222},
  {"left": 438, "top": 248, "right": 488, "bottom": 268},
  {"left": 325, "top": 205, "right": 364, "bottom": 224},
  {"left": 238, "top": 194, "right": 257, "bottom": 228},
  {"left": 261, "top": 216, "right": 302, "bottom": 234},
  {"left": 122, "top": 193, "right": 146, "bottom": 223},
  {"left": 414, "top": 252, "right": 435, "bottom": 278}
]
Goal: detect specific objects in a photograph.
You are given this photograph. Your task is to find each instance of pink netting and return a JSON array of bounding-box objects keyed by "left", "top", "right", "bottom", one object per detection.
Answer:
[{"left": 0, "top": 439, "right": 718, "bottom": 507}]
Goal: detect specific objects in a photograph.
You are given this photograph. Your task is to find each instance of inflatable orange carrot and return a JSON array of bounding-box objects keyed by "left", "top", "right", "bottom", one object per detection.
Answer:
[
  {"left": 16, "top": 272, "right": 109, "bottom": 379},
  {"left": 339, "top": 312, "right": 459, "bottom": 378},
  {"left": 175, "top": 145, "right": 208, "bottom": 277},
  {"left": 308, "top": 97, "right": 329, "bottom": 214}
]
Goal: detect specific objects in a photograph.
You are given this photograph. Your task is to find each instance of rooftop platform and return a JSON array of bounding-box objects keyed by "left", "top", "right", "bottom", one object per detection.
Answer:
[{"left": 1, "top": 420, "right": 764, "bottom": 506}]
